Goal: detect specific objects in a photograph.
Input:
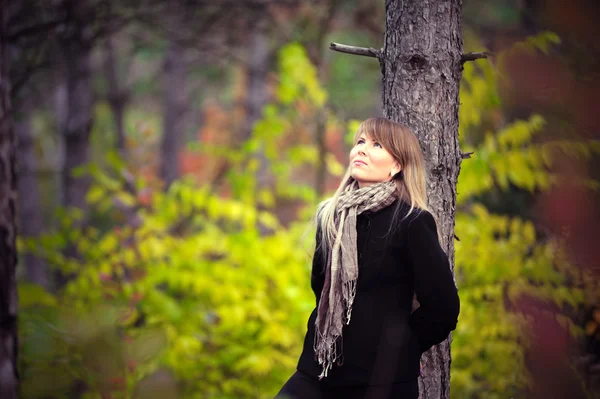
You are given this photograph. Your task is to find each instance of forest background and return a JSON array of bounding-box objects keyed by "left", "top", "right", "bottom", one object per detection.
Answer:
[{"left": 7, "top": 0, "right": 600, "bottom": 398}]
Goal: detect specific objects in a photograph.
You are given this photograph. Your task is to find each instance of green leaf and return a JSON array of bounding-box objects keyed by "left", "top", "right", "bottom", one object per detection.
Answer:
[{"left": 18, "top": 283, "right": 57, "bottom": 308}]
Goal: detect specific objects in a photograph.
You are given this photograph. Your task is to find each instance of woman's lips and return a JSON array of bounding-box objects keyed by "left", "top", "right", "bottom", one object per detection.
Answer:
[{"left": 353, "top": 160, "right": 367, "bottom": 166}]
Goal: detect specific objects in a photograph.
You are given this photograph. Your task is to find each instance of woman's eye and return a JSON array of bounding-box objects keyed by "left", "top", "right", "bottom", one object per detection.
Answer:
[
  {"left": 373, "top": 142, "right": 382, "bottom": 148},
  {"left": 356, "top": 139, "right": 365, "bottom": 145}
]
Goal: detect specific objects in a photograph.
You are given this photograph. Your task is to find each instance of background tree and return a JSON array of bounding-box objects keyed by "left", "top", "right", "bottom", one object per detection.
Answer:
[
  {"left": 103, "top": 35, "right": 128, "bottom": 155},
  {"left": 160, "top": 15, "right": 189, "bottom": 190},
  {"left": 0, "top": 2, "right": 19, "bottom": 397},
  {"left": 15, "top": 95, "right": 48, "bottom": 287}
]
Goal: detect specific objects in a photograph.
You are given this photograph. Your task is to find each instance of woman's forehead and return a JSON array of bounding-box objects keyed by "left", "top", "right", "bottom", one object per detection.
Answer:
[{"left": 357, "top": 131, "right": 380, "bottom": 140}]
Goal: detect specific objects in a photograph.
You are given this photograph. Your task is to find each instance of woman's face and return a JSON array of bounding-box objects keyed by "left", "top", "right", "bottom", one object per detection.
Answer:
[{"left": 349, "top": 133, "right": 400, "bottom": 188}]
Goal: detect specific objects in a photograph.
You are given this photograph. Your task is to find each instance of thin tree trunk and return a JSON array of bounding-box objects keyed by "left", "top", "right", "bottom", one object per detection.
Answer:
[
  {"left": 382, "top": 1, "right": 463, "bottom": 398},
  {"left": 104, "top": 36, "right": 127, "bottom": 155},
  {"left": 15, "top": 101, "right": 48, "bottom": 287},
  {"left": 160, "top": 36, "right": 187, "bottom": 190},
  {"left": 311, "top": 0, "right": 341, "bottom": 198},
  {"left": 521, "top": 0, "right": 539, "bottom": 34},
  {"left": 54, "top": 0, "right": 94, "bottom": 279},
  {"left": 315, "top": 110, "right": 327, "bottom": 196},
  {"left": 0, "top": 2, "right": 19, "bottom": 396},
  {"left": 246, "top": 16, "right": 271, "bottom": 197},
  {"left": 59, "top": 41, "right": 93, "bottom": 213},
  {"left": 240, "top": 17, "right": 269, "bottom": 143},
  {"left": 238, "top": 13, "right": 274, "bottom": 233}
]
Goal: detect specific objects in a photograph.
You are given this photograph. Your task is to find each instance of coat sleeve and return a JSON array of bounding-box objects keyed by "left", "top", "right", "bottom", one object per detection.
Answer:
[
  {"left": 311, "top": 226, "right": 326, "bottom": 307},
  {"left": 406, "top": 210, "right": 460, "bottom": 353}
]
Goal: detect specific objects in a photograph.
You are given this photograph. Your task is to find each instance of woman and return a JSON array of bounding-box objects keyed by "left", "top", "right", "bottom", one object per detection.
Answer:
[{"left": 276, "top": 117, "right": 460, "bottom": 399}]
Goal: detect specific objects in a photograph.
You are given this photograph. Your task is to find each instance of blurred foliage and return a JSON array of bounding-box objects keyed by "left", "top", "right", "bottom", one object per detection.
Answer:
[
  {"left": 21, "top": 171, "right": 314, "bottom": 398},
  {"left": 189, "top": 43, "right": 344, "bottom": 207},
  {"left": 17, "top": 33, "right": 600, "bottom": 398},
  {"left": 452, "top": 31, "right": 600, "bottom": 399},
  {"left": 18, "top": 42, "right": 331, "bottom": 399}
]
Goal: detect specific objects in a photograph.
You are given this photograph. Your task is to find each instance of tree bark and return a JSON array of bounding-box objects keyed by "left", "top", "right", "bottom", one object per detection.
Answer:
[
  {"left": 309, "top": 0, "right": 341, "bottom": 198},
  {"left": 15, "top": 101, "right": 49, "bottom": 288},
  {"left": 104, "top": 36, "right": 128, "bottom": 155},
  {"left": 247, "top": 16, "right": 272, "bottom": 201},
  {"left": 160, "top": 34, "right": 187, "bottom": 190},
  {"left": 240, "top": 16, "right": 269, "bottom": 144},
  {"left": 0, "top": 2, "right": 19, "bottom": 396},
  {"left": 57, "top": 33, "right": 93, "bottom": 214},
  {"left": 238, "top": 12, "right": 274, "bottom": 233},
  {"left": 381, "top": 1, "right": 463, "bottom": 398},
  {"left": 520, "top": 0, "right": 539, "bottom": 34},
  {"left": 53, "top": 1, "right": 95, "bottom": 280}
]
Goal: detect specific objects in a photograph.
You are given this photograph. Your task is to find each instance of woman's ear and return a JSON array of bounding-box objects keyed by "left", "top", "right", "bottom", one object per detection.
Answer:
[{"left": 390, "top": 163, "right": 401, "bottom": 177}]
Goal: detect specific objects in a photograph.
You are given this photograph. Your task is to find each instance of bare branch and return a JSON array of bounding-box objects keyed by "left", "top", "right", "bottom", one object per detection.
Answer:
[
  {"left": 461, "top": 151, "right": 474, "bottom": 159},
  {"left": 461, "top": 52, "right": 493, "bottom": 64},
  {"left": 329, "top": 42, "right": 380, "bottom": 58},
  {"left": 8, "top": 19, "right": 69, "bottom": 42}
]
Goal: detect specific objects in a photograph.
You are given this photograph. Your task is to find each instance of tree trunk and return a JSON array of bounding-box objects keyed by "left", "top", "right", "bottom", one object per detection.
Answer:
[
  {"left": 315, "top": 110, "right": 327, "bottom": 196},
  {"left": 15, "top": 101, "right": 48, "bottom": 288},
  {"left": 521, "top": 0, "right": 539, "bottom": 34},
  {"left": 0, "top": 3, "right": 19, "bottom": 396},
  {"left": 104, "top": 36, "right": 127, "bottom": 155},
  {"left": 238, "top": 13, "right": 274, "bottom": 233},
  {"left": 381, "top": 1, "right": 463, "bottom": 398},
  {"left": 58, "top": 40, "right": 93, "bottom": 214},
  {"left": 54, "top": 0, "right": 94, "bottom": 277},
  {"left": 310, "top": 0, "right": 341, "bottom": 198},
  {"left": 245, "top": 16, "right": 271, "bottom": 198},
  {"left": 240, "top": 16, "right": 269, "bottom": 144},
  {"left": 160, "top": 36, "right": 187, "bottom": 190}
]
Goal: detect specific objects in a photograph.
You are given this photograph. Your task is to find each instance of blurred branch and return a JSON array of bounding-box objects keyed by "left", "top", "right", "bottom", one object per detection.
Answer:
[
  {"left": 461, "top": 51, "right": 493, "bottom": 64},
  {"left": 461, "top": 151, "right": 474, "bottom": 159},
  {"left": 329, "top": 42, "right": 380, "bottom": 58},
  {"left": 315, "top": 109, "right": 327, "bottom": 196},
  {"left": 9, "top": 0, "right": 287, "bottom": 97},
  {"left": 10, "top": 39, "right": 52, "bottom": 99},
  {"left": 8, "top": 19, "right": 68, "bottom": 41}
]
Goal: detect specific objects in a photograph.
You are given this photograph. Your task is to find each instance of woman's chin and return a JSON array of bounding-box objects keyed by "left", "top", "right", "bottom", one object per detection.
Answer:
[
  {"left": 351, "top": 174, "right": 392, "bottom": 187},
  {"left": 350, "top": 175, "right": 371, "bottom": 188},
  {"left": 350, "top": 172, "right": 365, "bottom": 183}
]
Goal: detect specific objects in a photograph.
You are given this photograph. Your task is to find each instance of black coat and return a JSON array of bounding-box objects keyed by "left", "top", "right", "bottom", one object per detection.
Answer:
[{"left": 297, "top": 200, "right": 460, "bottom": 387}]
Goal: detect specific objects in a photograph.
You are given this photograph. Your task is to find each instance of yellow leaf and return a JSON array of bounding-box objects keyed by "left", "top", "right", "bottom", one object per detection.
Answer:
[{"left": 325, "top": 153, "right": 344, "bottom": 177}]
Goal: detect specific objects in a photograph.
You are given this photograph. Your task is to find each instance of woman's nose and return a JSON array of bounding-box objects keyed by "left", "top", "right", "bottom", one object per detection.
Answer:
[{"left": 358, "top": 148, "right": 366, "bottom": 156}]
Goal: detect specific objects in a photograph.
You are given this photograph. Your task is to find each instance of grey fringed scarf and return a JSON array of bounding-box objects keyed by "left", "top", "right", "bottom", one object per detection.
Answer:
[{"left": 314, "top": 179, "right": 398, "bottom": 379}]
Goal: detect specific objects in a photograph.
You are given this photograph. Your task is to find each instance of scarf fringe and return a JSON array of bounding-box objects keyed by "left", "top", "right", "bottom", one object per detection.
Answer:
[
  {"left": 344, "top": 279, "right": 356, "bottom": 324},
  {"left": 314, "top": 326, "right": 340, "bottom": 380},
  {"left": 314, "top": 278, "right": 357, "bottom": 379}
]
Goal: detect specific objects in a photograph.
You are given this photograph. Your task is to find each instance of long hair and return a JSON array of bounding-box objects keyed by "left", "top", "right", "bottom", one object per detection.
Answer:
[{"left": 316, "top": 117, "right": 429, "bottom": 253}]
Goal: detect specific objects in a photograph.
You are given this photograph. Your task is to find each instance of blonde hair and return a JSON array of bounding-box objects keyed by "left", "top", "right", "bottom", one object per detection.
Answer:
[{"left": 317, "top": 117, "right": 429, "bottom": 251}]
